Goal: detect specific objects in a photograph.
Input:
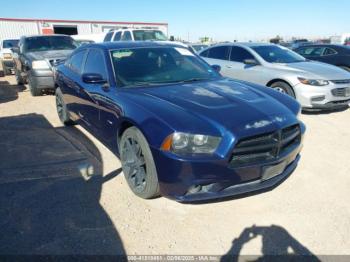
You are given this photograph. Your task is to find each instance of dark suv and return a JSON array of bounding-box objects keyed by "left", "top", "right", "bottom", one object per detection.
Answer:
[{"left": 13, "top": 35, "right": 77, "bottom": 96}]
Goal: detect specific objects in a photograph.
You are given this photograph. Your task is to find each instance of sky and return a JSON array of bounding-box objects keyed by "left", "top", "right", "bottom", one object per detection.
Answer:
[{"left": 1, "top": 0, "right": 350, "bottom": 42}]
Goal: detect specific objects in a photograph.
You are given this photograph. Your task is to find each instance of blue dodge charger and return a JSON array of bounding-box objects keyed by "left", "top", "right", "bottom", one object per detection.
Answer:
[{"left": 55, "top": 41, "right": 305, "bottom": 202}]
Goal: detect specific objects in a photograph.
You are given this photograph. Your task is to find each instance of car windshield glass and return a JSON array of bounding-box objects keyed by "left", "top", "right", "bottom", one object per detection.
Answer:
[
  {"left": 25, "top": 36, "right": 77, "bottom": 52},
  {"left": 252, "top": 45, "right": 306, "bottom": 63},
  {"left": 192, "top": 45, "right": 208, "bottom": 52},
  {"left": 132, "top": 30, "right": 167, "bottom": 41},
  {"left": 3, "top": 39, "right": 19, "bottom": 48},
  {"left": 111, "top": 47, "right": 220, "bottom": 87}
]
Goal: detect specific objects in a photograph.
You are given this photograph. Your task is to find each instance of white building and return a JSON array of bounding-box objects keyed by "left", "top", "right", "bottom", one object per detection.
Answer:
[{"left": 0, "top": 17, "right": 168, "bottom": 40}]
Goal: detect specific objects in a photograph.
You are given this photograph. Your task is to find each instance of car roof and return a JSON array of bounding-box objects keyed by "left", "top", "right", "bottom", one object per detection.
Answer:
[
  {"left": 22, "top": 34, "right": 72, "bottom": 39},
  {"left": 212, "top": 42, "right": 275, "bottom": 48},
  {"left": 81, "top": 41, "right": 188, "bottom": 50}
]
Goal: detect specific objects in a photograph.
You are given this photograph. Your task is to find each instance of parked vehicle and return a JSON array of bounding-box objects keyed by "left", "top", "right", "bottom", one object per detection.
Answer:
[
  {"left": 295, "top": 44, "right": 350, "bottom": 72},
  {"left": 190, "top": 44, "right": 209, "bottom": 53},
  {"left": 0, "top": 39, "right": 19, "bottom": 76},
  {"left": 13, "top": 35, "right": 77, "bottom": 96},
  {"left": 200, "top": 43, "right": 350, "bottom": 110},
  {"left": 72, "top": 33, "right": 106, "bottom": 44},
  {"left": 103, "top": 28, "right": 167, "bottom": 42},
  {"left": 290, "top": 39, "right": 312, "bottom": 50},
  {"left": 55, "top": 42, "right": 304, "bottom": 202}
]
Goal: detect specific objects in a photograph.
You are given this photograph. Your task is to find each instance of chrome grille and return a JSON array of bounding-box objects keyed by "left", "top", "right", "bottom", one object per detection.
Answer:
[
  {"left": 229, "top": 124, "right": 301, "bottom": 167},
  {"left": 330, "top": 79, "right": 350, "bottom": 84},
  {"left": 331, "top": 88, "right": 348, "bottom": 97}
]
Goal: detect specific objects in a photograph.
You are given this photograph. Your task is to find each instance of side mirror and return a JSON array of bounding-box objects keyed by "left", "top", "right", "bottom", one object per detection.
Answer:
[
  {"left": 243, "top": 59, "right": 259, "bottom": 66},
  {"left": 82, "top": 73, "right": 107, "bottom": 84},
  {"left": 11, "top": 47, "right": 20, "bottom": 54},
  {"left": 211, "top": 64, "right": 221, "bottom": 73}
]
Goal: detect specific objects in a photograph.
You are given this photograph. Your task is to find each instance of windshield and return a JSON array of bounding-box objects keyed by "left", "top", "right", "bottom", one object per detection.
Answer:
[
  {"left": 24, "top": 36, "right": 77, "bottom": 52},
  {"left": 252, "top": 45, "right": 306, "bottom": 63},
  {"left": 3, "top": 39, "right": 19, "bottom": 49},
  {"left": 111, "top": 47, "right": 220, "bottom": 87},
  {"left": 192, "top": 45, "right": 208, "bottom": 52},
  {"left": 132, "top": 30, "right": 167, "bottom": 41}
]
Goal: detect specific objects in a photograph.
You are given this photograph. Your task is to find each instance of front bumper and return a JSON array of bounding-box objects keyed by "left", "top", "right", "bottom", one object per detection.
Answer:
[
  {"left": 152, "top": 137, "right": 303, "bottom": 203},
  {"left": 30, "top": 69, "right": 55, "bottom": 90},
  {"left": 294, "top": 82, "right": 350, "bottom": 109}
]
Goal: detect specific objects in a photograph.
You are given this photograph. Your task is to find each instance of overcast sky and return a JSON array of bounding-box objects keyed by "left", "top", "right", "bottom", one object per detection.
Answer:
[{"left": 2, "top": 0, "right": 350, "bottom": 42}]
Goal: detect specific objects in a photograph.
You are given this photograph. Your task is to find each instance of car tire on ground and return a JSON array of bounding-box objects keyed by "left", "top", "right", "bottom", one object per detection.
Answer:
[
  {"left": 120, "top": 126, "right": 160, "bottom": 199},
  {"left": 28, "top": 74, "right": 41, "bottom": 96},
  {"left": 0, "top": 71, "right": 4, "bottom": 77},
  {"left": 56, "top": 87, "right": 75, "bottom": 126},
  {"left": 270, "top": 81, "right": 295, "bottom": 98}
]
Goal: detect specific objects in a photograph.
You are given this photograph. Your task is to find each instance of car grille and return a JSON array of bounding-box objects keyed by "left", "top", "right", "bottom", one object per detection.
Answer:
[
  {"left": 229, "top": 124, "right": 301, "bottom": 167},
  {"left": 332, "top": 88, "right": 349, "bottom": 97},
  {"left": 47, "top": 58, "right": 63, "bottom": 67},
  {"left": 330, "top": 79, "right": 350, "bottom": 85}
]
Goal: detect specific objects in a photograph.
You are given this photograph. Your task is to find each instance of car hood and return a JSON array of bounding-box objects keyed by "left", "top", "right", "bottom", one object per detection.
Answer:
[
  {"left": 27, "top": 49, "right": 74, "bottom": 60},
  {"left": 133, "top": 79, "right": 298, "bottom": 138},
  {"left": 272, "top": 61, "right": 350, "bottom": 80}
]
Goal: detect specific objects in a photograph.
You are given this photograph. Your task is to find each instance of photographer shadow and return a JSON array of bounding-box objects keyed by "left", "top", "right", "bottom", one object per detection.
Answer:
[{"left": 222, "top": 225, "right": 320, "bottom": 262}]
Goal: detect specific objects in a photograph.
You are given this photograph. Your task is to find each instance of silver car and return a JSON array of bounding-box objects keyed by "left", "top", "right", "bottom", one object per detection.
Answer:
[{"left": 200, "top": 43, "right": 350, "bottom": 110}]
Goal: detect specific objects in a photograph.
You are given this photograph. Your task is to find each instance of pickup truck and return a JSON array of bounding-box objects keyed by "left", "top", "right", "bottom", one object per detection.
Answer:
[{"left": 13, "top": 34, "right": 77, "bottom": 96}]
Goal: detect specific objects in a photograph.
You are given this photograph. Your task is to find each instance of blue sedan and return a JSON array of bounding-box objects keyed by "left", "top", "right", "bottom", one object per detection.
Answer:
[{"left": 55, "top": 42, "right": 305, "bottom": 202}]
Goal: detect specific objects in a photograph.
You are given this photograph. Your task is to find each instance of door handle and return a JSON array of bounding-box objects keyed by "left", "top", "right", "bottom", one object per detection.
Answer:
[{"left": 226, "top": 65, "right": 233, "bottom": 69}]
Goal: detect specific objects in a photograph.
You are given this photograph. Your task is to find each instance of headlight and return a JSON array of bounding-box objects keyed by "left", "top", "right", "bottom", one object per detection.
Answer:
[
  {"left": 161, "top": 132, "right": 221, "bottom": 154},
  {"left": 32, "top": 60, "right": 50, "bottom": 70},
  {"left": 298, "top": 77, "right": 329, "bottom": 86}
]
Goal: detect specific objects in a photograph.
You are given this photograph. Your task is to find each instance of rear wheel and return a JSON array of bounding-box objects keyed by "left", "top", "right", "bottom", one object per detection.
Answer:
[
  {"left": 56, "top": 88, "right": 74, "bottom": 126},
  {"left": 270, "top": 81, "right": 295, "bottom": 98},
  {"left": 15, "top": 69, "right": 24, "bottom": 85},
  {"left": 120, "top": 127, "right": 160, "bottom": 199}
]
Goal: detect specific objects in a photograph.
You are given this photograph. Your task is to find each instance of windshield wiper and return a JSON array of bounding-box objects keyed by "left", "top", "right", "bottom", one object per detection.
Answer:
[{"left": 179, "top": 78, "right": 210, "bottom": 83}]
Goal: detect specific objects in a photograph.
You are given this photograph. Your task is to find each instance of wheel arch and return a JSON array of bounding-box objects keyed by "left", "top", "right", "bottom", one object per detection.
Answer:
[{"left": 266, "top": 78, "right": 296, "bottom": 96}]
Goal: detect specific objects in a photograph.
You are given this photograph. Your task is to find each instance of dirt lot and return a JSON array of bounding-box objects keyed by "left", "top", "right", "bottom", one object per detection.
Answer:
[{"left": 0, "top": 75, "right": 350, "bottom": 258}]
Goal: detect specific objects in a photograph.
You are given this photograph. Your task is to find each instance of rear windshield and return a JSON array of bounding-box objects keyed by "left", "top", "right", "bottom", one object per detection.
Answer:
[
  {"left": 132, "top": 30, "right": 167, "bottom": 41},
  {"left": 24, "top": 36, "right": 77, "bottom": 52},
  {"left": 2, "top": 39, "right": 19, "bottom": 49}
]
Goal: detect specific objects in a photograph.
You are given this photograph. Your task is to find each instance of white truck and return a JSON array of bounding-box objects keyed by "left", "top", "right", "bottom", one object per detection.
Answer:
[{"left": 0, "top": 39, "right": 19, "bottom": 76}]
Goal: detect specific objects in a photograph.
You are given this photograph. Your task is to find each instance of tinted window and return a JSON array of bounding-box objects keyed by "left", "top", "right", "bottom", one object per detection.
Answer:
[
  {"left": 252, "top": 45, "right": 306, "bottom": 63},
  {"left": 70, "top": 51, "right": 86, "bottom": 73},
  {"left": 3, "top": 39, "right": 19, "bottom": 49},
  {"left": 111, "top": 47, "right": 220, "bottom": 87},
  {"left": 113, "top": 32, "right": 122, "bottom": 41},
  {"left": 24, "top": 36, "right": 76, "bottom": 52},
  {"left": 84, "top": 49, "right": 108, "bottom": 80},
  {"left": 207, "top": 46, "right": 230, "bottom": 60},
  {"left": 230, "top": 46, "right": 255, "bottom": 62},
  {"left": 200, "top": 49, "right": 209, "bottom": 57},
  {"left": 122, "top": 31, "right": 132, "bottom": 41},
  {"left": 300, "top": 47, "right": 325, "bottom": 56},
  {"left": 104, "top": 32, "right": 113, "bottom": 42},
  {"left": 324, "top": 48, "right": 337, "bottom": 56}
]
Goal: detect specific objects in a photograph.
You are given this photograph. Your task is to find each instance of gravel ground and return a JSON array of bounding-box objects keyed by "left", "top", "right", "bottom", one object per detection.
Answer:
[{"left": 0, "top": 75, "right": 350, "bottom": 258}]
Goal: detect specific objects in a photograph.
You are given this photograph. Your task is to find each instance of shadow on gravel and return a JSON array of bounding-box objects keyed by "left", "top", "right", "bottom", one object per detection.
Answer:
[
  {"left": 221, "top": 225, "right": 320, "bottom": 262},
  {"left": 0, "top": 81, "right": 26, "bottom": 104},
  {"left": 0, "top": 113, "right": 125, "bottom": 256}
]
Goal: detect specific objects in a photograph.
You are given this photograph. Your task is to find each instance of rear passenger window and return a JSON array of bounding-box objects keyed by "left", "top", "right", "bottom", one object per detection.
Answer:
[
  {"left": 324, "top": 48, "right": 337, "bottom": 56},
  {"left": 104, "top": 32, "right": 113, "bottom": 42},
  {"left": 230, "top": 46, "right": 255, "bottom": 63},
  {"left": 113, "top": 32, "right": 122, "bottom": 41},
  {"left": 70, "top": 50, "right": 86, "bottom": 73},
  {"left": 84, "top": 49, "right": 108, "bottom": 81},
  {"left": 122, "top": 31, "right": 132, "bottom": 41},
  {"left": 206, "top": 46, "right": 230, "bottom": 60},
  {"left": 200, "top": 49, "right": 209, "bottom": 57}
]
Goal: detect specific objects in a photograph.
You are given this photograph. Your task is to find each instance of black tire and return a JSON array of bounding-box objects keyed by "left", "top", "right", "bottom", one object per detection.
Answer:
[
  {"left": 339, "top": 66, "right": 350, "bottom": 72},
  {"left": 28, "top": 74, "right": 41, "bottom": 96},
  {"left": 15, "top": 69, "right": 24, "bottom": 85},
  {"left": 0, "top": 70, "right": 4, "bottom": 77},
  {"left": 56, "top": 87, "right": 74, "bottom": 126},
  {"left": 120, "top": 127, "right": 160, "bottom": 199},
  {"left": 270, "top": 81, "right": 295, "bottom": 98}
]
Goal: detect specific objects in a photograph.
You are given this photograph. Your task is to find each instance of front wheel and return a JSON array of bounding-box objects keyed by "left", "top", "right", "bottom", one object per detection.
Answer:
[
  {"left": 270, "top": 81, "right": 295, "bottom": 98},
  {"left": 120, "top": 127, "right": 160, "bottom": 199},
  {"left": 28, "top": 74, "right": 41, "bottom": 96}
]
